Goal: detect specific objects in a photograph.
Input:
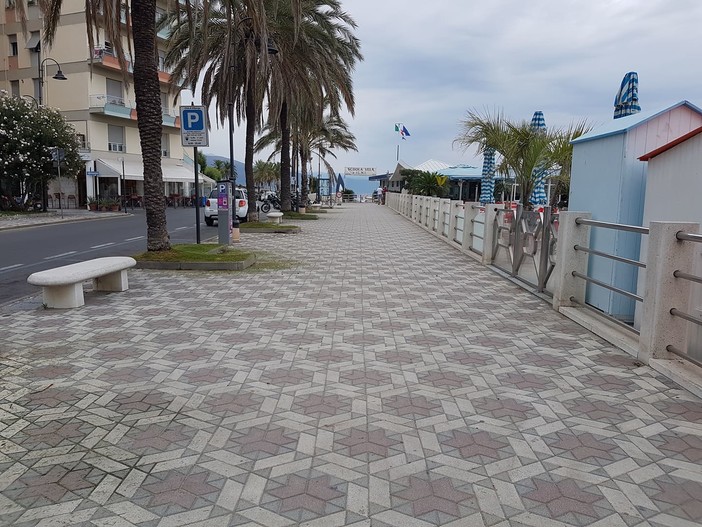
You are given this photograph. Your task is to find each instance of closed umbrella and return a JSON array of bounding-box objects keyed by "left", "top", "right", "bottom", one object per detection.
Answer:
[
  {"left": 529, "top": 111, "right": 548, "bottom": 206},
  {"left": 479, "top": 147, "right": 496, "bottom": 204},
  {"left": 614, "top": 72, "right": 641, "bottom": 119}
]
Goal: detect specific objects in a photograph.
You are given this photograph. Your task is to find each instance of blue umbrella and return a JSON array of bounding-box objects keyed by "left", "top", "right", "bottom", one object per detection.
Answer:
[
  {"left": 614, "top": 72, "right": 641, "bottom": 119},
  {"left": 529, "top": 111, "right": 548, "bottom": 206},
  {"left": 479, "top": 147, "right": 496, "bottom": 204}
]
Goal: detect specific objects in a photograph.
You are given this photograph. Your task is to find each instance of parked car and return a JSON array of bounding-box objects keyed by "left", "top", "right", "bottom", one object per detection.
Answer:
[{"left": 204, "top": 187, "right": 248, "bottom": 226}]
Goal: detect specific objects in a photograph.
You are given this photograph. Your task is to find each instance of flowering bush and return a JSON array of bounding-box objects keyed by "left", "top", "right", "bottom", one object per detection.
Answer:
[{"left": 0, "top": 95, "right": 82, "bottom": 197}]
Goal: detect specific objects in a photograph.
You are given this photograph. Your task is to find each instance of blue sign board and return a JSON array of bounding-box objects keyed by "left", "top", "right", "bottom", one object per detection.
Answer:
[{"left": 180, "top": 106, "right": 209, "bottom": 147}]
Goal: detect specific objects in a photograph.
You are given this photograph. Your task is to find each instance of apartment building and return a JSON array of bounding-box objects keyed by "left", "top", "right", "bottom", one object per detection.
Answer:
[{"left": 1, "top": 0, "right": 208, "bottom": 207}]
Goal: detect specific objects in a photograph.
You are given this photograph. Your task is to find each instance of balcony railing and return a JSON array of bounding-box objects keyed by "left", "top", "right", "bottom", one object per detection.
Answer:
[
  {"left": 108, "top": 142, "right": 125, "bottom": 152},
  {"left": 89, "top": 94, "right": 134, "bottom": 119}
]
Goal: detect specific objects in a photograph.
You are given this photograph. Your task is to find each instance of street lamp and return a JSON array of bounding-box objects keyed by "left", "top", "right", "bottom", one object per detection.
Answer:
[
  {"left": 38, "top": 57, "right": 67, "bottom": 106},
  {"left": 118, "top": 157, "right": 128, "bottom": 213}
]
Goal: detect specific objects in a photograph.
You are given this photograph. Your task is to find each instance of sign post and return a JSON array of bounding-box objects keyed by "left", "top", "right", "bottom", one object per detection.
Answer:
[
  {"left": 217, "top": 182, "right": 231, "bottom": 245},
  {"left": 180, "top": 106, "right": 209, "bottom": 244}
]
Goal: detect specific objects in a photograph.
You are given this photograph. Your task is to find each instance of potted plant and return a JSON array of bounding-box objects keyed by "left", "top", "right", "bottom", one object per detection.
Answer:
[
  {"left": 98, "top": 199, "right": 110, "bottom": 212},
  {"left": 108, "top": 199, "right": 120, "bottom": 212},
  {"left": 87, "top": 197, "right": 98, "bottom": 211}
]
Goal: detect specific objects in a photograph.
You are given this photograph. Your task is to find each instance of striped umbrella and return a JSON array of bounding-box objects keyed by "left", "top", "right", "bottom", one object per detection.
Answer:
[
  {"left": 614, "top": 72, "right": 641, "bottom": 119},
  {"left": 479, "top": 147, "right": 496, "bottom": 204},
  {"left": 529, "top": 111, "right": 548, "bottom": 206}
]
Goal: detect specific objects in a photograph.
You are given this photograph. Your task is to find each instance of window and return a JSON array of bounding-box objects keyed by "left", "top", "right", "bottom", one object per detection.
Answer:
[
  {"left": 9, "top": 35, "right": 18, "bottom": 56},
  {"left": 76, "top": 134, "right": 87, "bottom": 149},
  {"left": 106, "top": 79, "right": 124, "bottom": 106},
  {"left": 104, "top": 41, "right": 113, "bottom": 55},
  {"left": 161, "top": 134, "right": 169, "bottom": 157},
  {"left": 157, "top": 51, "right": 166, "bottom": 71},
  {"left": 10, "top": 80, "right": 19, "bottom": 97},
  {"left": 108, "top": 125, "right": 124, "bottom": 152}
]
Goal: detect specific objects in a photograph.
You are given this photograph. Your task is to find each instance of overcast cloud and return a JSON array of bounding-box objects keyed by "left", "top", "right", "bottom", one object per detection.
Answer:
[{"left": 190, "top": 0, "right": 702, "bottom": 178}]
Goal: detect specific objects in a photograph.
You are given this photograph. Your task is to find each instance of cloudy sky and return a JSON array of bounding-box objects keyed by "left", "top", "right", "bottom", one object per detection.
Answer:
[{"left": 190, "top": 0, "right": 702, "bottom": 181}]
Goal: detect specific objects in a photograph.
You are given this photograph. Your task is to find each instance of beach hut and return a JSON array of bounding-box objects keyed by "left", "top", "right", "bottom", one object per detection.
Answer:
[
  {"left": 569, "top": 100, "right": 702, "bottom": 321},
  {"left": 637, "top": 126, "right": 702, "bottom": 360}
]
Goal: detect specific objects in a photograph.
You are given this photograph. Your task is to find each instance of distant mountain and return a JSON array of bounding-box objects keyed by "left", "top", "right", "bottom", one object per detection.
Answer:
[{"left": 204, "top": 154, "right": 245, "bottom": 181}]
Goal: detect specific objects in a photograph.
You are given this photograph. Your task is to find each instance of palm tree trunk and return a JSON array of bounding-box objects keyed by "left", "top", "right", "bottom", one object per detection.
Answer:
[
  {"left": 244, "top": 73, "right": 258, "bottom": 221},
  {"left": 131, "top": 0, "right": 169, "bottom": 251},
  {"left": 280, "top": 102, "right": 291, "bottom": 211},
  {"left": 300, "top": 147, "right": 308, "bottom": 212}
]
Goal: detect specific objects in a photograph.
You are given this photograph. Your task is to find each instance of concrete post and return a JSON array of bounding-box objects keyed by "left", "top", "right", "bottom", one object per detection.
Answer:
[
  {"left": 552, "top": 211, "right": 591, "bottom": 311},
  {"left": 462, "top": 203, "right": 479, "bottom": 251},
  {"left": 449, "top": 201, "right": 460, "bottom": 243},
  {"left": 638, "top": 221, "right": 699, "bottom": 363},
  {"left": 482, "top": 204, "right": 499, "bottom": 265}
]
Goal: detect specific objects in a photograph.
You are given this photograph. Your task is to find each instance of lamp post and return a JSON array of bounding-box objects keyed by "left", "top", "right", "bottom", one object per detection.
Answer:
[
  {"left": 38, "top": 57, "right": 68, "bottom": 106},
  {"left": 118, "top": 157, "right": 128, "bottom": 213}
]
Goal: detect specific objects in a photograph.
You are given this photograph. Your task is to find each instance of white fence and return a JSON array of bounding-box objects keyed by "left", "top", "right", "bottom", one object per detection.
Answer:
[{"left": 386, "top": 192, "right": 702, "bottom": 396}]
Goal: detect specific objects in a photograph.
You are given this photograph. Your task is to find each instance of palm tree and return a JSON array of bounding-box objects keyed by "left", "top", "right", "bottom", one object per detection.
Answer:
[
  {"left": 546, "top": 121, "right": 592, "bottom": 206},
  {"left": 254, "top": 160, "right": 279, "bottom": 190},
  {"left": 263, "top": 0, "right": 362, "bottom": 210},
  {"left": 456, "top": 109, "right": 557, "bottom": 209}
]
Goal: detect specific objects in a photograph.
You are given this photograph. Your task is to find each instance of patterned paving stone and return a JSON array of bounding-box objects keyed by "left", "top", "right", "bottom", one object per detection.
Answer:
[{"left": 1, "top": 203, "right": 702, "bottom": 526}]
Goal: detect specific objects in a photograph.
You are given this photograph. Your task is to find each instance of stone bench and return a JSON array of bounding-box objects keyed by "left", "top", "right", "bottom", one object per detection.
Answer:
[
  {"left": 27, "top": 257, "right": 137, "bottom": 308},
  {"left": 267, "top": 212, "right": 284, "bottom": 224}
]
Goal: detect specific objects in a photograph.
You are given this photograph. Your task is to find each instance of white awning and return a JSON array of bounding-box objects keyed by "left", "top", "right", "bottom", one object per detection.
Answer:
[
  {"left": 95, "top": 158, "right": 214, "bottom": 184},
  {"left": 25, "top": 34, "right": 40, "bottom": 49}
]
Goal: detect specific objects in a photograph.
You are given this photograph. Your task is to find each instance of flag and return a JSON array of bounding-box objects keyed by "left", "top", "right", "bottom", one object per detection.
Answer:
[{"left": 401, "top": 125, "right": 410, "bottom": 138}]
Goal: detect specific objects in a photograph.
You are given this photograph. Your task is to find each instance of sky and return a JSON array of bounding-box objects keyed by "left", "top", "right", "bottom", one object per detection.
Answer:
[{"left": 184, "top": 0, "right": 702, "bottom": 193}]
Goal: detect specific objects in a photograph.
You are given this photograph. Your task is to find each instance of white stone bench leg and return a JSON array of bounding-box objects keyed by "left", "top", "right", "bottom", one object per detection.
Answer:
[
  {"left": 94, "top": 270, "right": 129, "bottom": 292},
  {"left": 43, "top": 283, "right": 85, "bottom": 309}
]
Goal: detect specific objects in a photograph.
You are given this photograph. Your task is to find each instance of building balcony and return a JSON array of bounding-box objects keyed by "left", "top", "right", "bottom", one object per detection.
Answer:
[
  {"left": 92, "top": 48, "right": 175, "bottom": 85},
  {"left": 88, "top": 94, "right": 180, "bottom": 128},
  {"left": 89, "top": 94, "right": 135, "bottom": 119}
]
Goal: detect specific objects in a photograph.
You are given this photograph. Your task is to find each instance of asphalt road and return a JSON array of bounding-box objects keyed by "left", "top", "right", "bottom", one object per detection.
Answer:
[{"left": 0, "top": 207, "right": 218, "bottom": 305}]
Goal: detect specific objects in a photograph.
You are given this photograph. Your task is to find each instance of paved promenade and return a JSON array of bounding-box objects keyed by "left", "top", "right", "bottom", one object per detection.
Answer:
[{"left": 1, "top": 204, "right": 700, "bottom": 527}]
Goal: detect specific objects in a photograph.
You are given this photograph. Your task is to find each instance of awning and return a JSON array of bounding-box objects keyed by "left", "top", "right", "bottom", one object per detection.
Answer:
[
  {"left": 95, "top": 158, "right": 214, "bottom": 184},
  {"left": 25, "top": 34, "right": 41, "bottom": 50}
]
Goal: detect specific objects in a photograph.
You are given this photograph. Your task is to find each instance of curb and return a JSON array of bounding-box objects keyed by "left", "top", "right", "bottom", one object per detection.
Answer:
[
  {"left": 241, "top": 226, "right": 301, "bottom": 234},
  {"left": 0, "top": 213, "right": 131, "bottom": 231},
  {"left": 135, "top": 254, "right": 256, "bottom": 271}
]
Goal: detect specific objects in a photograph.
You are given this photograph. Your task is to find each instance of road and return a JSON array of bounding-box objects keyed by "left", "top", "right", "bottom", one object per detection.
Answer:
[{"left": 0, "top": 208, "right": 218, "bottom": 305}]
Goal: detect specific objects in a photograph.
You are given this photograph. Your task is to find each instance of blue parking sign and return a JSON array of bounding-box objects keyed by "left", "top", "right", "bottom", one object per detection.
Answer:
[{"left": 180, "top": 106, "right": 209, "bottom": 147}]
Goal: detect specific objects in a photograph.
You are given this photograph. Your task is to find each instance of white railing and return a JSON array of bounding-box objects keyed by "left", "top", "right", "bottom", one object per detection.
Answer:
[
  {"left": 90, "top": 93, "right": 133, "bottom": 109},
  {"left": 386, "top": 192, "right": 702, "bottom": 393}
]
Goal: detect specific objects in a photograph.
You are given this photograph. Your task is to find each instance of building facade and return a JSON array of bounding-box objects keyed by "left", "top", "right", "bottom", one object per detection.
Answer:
[{"left": 1, "top": 0, "right": 206, "bottom": 208}]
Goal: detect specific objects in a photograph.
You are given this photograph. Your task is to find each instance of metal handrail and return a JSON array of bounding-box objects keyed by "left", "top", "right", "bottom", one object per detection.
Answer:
[
  {"left": 572, "top": 271, "right": 643, "bottom": 302},
  {"left": 569, "top": 296, "right": 640, "bottom": 335},
  {"left": 470, "top": 233, "right": 484, "bottom": 240},
  {"left": 670, "top": 308, "right": 702, "bottom": 327},
  {"left": 575, "top": 217, "right": 649, "bottom": 235},
  {"left": 470, "top": 204, "right": 483, "bottom": 209},
  {"left": 574, "top": 245, "right": 646, "bottom": 268},
  {"left": 676, "top": 231, "right": 702, "bottom": 243},
  {"left": 666, "top": 345, "right": 702, "bottom": 368},
  {"left": 673, "top": 270, "right": 702, "bottom": 285},
  {"left": 471, "top": 219, "right": 485, "bottom": 225}
]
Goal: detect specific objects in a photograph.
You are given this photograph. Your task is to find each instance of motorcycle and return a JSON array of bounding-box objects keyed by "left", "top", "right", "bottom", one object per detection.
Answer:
[{"left": 260, "top": 193, "right": 282, "bottom": 214}]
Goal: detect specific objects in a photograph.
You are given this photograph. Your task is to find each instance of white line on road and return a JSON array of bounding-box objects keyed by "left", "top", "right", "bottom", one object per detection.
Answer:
[
  {"left": 125, "top": 236, "right": 145, "bottom": 241},
  {"left": 175, "top": 227, "right": 189, "bottom": 230},
  {"left": 90, "top": 243, "right": 115, "bottom": 249},
  {"left": 43, "top": 251, "right": 76, "bottom": 260},
  {"left": 0, "top": 264, "right": 22, "bottom": 272}
]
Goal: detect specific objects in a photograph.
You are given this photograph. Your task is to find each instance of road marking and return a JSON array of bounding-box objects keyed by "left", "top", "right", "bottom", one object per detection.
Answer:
[
  {"left": 175, "top": 227, "right": 188, "bottom": 230},
  {"left": 0, "top": 264, "right": 22, "bottom": 272},
  {"left": 125, "top": 236, "right": 145, "bottom": 241},
  {"left": 43, "top": 251, "right": 76, "bottom": 260},
  {"left": 90, "top": 243, "right": 114, "bottom": 249}
]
